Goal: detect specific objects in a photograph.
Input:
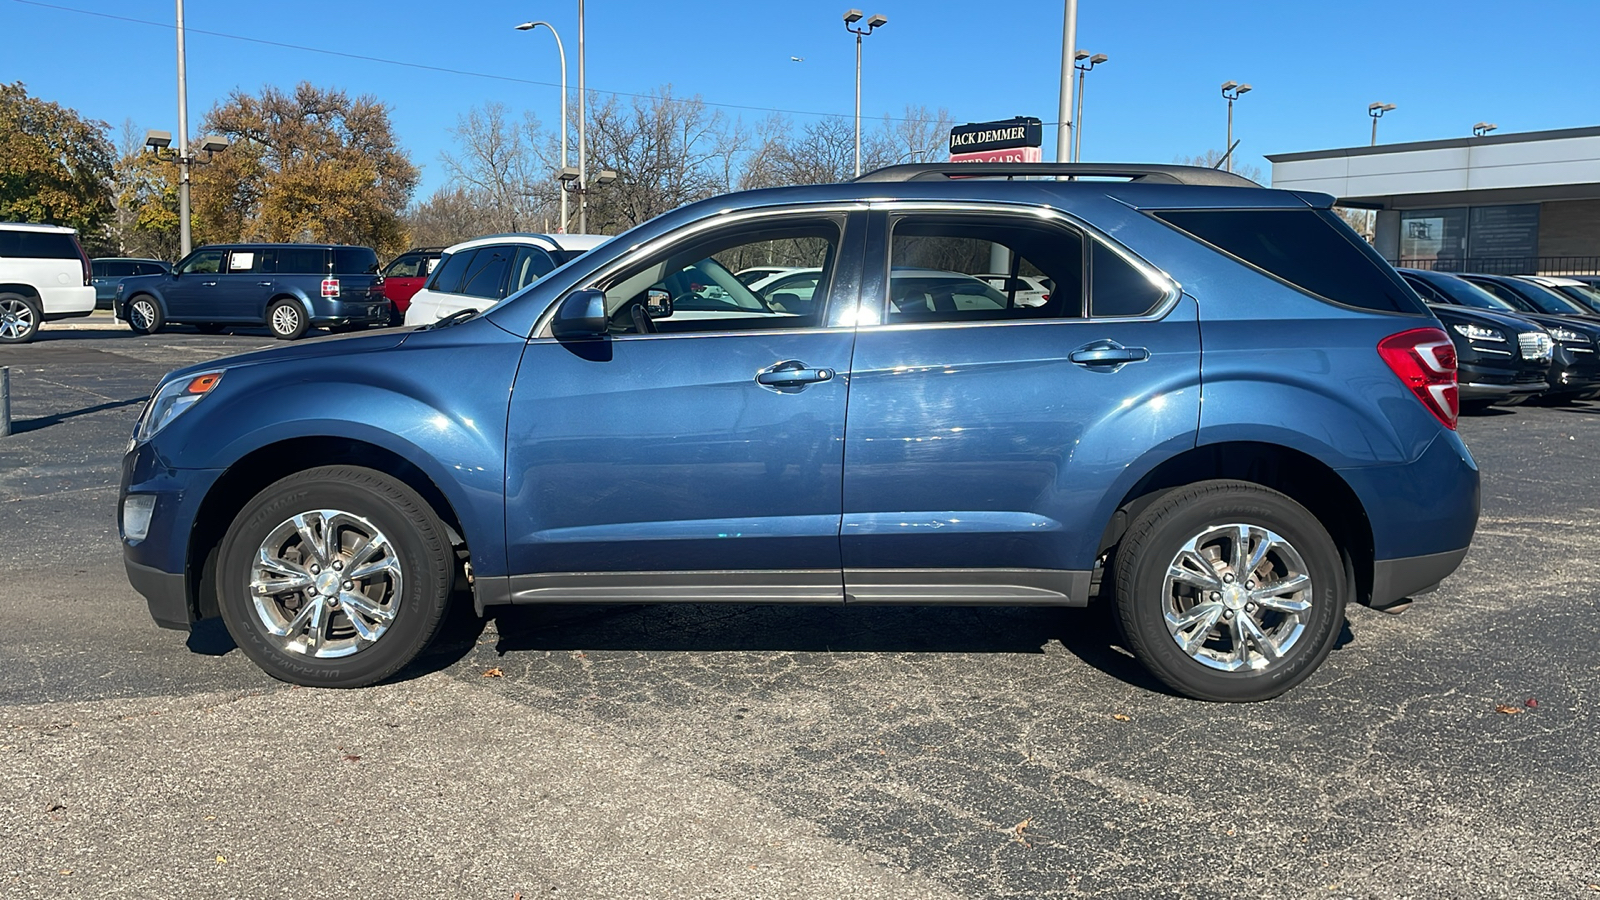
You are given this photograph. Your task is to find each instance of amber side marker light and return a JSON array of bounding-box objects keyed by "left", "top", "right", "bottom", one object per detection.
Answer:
[{"left": 186, "top": 373, "right": 222, "bottom": 394}]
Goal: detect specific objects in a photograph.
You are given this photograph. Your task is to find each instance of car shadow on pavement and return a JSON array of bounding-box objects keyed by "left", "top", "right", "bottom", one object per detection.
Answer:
[
  {"left": 475, "top": 600, "right": 1183, "bottom": 695},
  {"left": 9, "top": 397, "right": 145, "bottom": 433}
]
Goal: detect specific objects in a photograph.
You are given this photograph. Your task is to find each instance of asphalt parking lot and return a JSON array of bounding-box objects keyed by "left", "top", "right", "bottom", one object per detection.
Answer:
[{"left": 2, "top": 317, "right": 1598, "bottom": 899}]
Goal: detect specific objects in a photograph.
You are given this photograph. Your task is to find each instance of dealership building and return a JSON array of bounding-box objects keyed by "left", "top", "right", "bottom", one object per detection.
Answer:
[{"left": 1267, "top": 126, "right": 1600, "bottom": 273}]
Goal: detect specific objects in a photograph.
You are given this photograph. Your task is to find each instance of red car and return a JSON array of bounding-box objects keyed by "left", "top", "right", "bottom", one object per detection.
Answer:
[{"left": 380, "top": 248, "right": 443, "bottom": 324}]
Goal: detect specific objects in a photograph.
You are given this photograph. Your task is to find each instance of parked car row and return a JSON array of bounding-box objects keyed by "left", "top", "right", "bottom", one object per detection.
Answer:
[{"left": 1398, "top": 269, "right": 1600, "bottom": 410}]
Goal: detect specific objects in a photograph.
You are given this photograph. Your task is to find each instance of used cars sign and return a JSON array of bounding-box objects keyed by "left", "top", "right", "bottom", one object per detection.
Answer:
[{"left": 949, "top": 116, "right": 1043, "bottom": 163}]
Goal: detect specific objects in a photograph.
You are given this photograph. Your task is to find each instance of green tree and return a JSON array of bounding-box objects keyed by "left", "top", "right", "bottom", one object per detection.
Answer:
[
  {"left": 196, "top": 82, "right": 419, "bottom": 257},
  {"left": 0, "top": 81, "right": 114, "bottom": 234}
]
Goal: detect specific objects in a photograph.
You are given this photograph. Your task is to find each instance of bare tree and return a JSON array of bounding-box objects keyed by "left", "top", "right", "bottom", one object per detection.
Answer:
[
  {"left": 580, "top": 86, "right": 744, "bottom": 233},
  {"left": 880, "top": 104, "right": 954, "bottom": 165},
  {"left": 1174, "top": 150, "right": 1263, "bottom": 185},
  {"left": 439, "top": 102, "right": 553, "bottom": 234},
  {"left": 402, "top": 185, "right": 502, "bottom": 248}
]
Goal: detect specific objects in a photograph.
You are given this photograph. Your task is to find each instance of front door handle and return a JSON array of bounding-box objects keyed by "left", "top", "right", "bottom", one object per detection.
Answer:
[
  {"left": 756, "top": 360, "right": 835, "bottom": 390},
  {"left": 1069, "top": 340, "right": 1150, "bottom": 368},
  {"left": 201, "top": 281, "right": 218, "bottom": 287},
  {"left": 257, "top": 281, "right": 273, "bottom": 287}
]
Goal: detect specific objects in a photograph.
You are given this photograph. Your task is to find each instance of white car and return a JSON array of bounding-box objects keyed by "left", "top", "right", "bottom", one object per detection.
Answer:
[
  {"left": 735, "top": 265, "right": 804, "bottom": 286},
  {"left": 978, "top": 273, "right": 1052, "bottom": 308},
  {"left": 0, "top": 222, "right": 97, "bottom": 343},
  {"left": 404, "top": 233, "right": 611, "bottom": 326}
]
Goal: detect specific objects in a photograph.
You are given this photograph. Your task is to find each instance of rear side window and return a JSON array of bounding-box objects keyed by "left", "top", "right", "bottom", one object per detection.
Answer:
[
  {"left": 276, "top": 248, "right": 328, "bottom": 274},
  {"left": 334, "top": 247, "right": 379, "bottom": 275},
  {"left": 0, "top": 230, "right": 77, "bottom": 259},
  {"left": 427, "top": 249, "right": 477, "bottom": 294},
  {"left": 1155, "top": 208, "right": 1423, "bottom": 314},
  {"left": 1090, "top": 242, "right": 1166, "bottom": 317}
]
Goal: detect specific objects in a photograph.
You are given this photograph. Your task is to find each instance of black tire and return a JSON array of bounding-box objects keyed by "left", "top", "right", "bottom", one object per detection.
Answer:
[
  {"left": 267, "top": 299, "right": 309, "bottom": 340},
  {"left": 216, "top": 466, "right": 454, "bottom": 688},
  {"left": 194, "top": 322, "right": 227, "bottom": 335},
  {"left": 127, "top": 294, "right": 165, "bottom": 335},
  {"left": 0, "top": 292, "right": 42, "bottom": 344},
  {"left": 1114, "top": 480, "right": 1347, "bottom": 702}
]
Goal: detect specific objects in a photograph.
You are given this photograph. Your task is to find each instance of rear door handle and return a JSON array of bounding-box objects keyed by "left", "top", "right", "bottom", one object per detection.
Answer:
[
  {"left": 257, "top": 281, "right": 273, "bottom": 286},
  {"left": 1069, "top": 340, "right": 1149, "bottom": 368},
  {"left": 756, "top": 360, "right": 835, "bottom": 389},
  {"left": 201, "top": 281, "right": 218, "bottom": 287}
]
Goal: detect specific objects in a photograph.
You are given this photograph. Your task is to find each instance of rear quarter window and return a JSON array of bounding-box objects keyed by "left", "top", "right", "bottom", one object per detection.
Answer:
[
  {"left": 334, "top": 247, "right": 380, "bottom": 275},
  {"left": 1154, "top": 208, "right": 1424, "bottom": 314},
  {"left": 0, "top": 230, "right": 77, "bottom": 259},
  {"left": 275, "top": 248, "right": 329, "bottom": 274}
]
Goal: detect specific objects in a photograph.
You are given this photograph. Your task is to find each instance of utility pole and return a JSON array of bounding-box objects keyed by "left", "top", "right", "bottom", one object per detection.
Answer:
[
  {"left": 1055, "top": 0, "right": 1078, "bottom": 162},
  {"left": 577, "top": 0, "right": 588, "bottom": 234},
  {"left": 175, "top": 0, "right": 192, "bottom": 256}
]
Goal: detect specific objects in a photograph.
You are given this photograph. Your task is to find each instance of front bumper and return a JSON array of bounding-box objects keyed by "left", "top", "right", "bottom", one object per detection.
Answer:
[{"left": 120, "top": 440, "right": 225, "bottom": 630}]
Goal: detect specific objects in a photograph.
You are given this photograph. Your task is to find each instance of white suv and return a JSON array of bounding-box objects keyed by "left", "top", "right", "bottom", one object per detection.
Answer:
[
  {"left": 403, "top": 233, "right": 610, "bottom": 326},
  {"left": 0, "top": 223, "right": 97, "bottom": 343}
]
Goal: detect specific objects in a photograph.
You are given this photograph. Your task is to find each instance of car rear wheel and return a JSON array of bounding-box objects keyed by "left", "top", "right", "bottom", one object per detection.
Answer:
[
  {"left": 267, "top": 299, "right": 308, "bottom": 340},
  {"left": 217, "top": 466, "right": 455, "bottom": 687},
  {"left": 1114, "top": 480, "right": 1346, "bottom": 702},
  {"left": 127, "top": 295, "right": 164, "bottom": 335},
  {"left": 0, "top": 293, "right": 41, "bottom": 344}
]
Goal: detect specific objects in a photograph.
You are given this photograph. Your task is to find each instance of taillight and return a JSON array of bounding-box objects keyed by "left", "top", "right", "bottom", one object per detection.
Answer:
[
  {"left": 71, "top": 235, "right": 91, "bottom": 286},
  {"left": 1377, "top": 327, "right": 1458, "bottom": 429}
]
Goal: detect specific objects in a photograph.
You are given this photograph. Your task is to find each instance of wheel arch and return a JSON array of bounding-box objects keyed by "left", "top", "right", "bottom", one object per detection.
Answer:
[
  {"left": 186, "top": 437, "right": 471, "bottom": 621},
  {"left": 269, "top": 291, "right": 315, "bottom": 318},
  {"left": 1096, "top": 441, "right": 1376, "bottom": 606},
  {"left": 0, "top": 283, "right": 43, "bottom": 301}
]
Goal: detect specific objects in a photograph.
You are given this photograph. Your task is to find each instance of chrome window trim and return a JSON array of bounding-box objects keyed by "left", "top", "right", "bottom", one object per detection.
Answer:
[
  {"left": 862, "top": 199, "right": 1183, "bottom": 329},
  {"left": 533, "top": 202, "right": 870, "bottom": 339}
]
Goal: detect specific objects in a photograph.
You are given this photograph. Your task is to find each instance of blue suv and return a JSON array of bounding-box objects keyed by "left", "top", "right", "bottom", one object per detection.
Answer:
[
  {"left": 116, "top": 243, "right": 389, "bottom": 339},
  {"left": 118, "top": 164, "right": 1479, "bottom": 701}
]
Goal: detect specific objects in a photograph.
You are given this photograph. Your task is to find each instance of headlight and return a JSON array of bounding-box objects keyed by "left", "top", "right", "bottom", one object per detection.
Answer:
[
  {"left": 134, "top": 371, "right": 224, "bottom": 443},
  {"left": 1452, "top": 323, "right": 1504, "bottom": 342},
  {"left": 1550, "top": 327, "right": 1588, "bottom": 344}
]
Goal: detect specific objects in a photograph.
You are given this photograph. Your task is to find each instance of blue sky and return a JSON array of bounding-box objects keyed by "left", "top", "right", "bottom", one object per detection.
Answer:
[{"left": 5, "top": 0, "right": 1599, "bottom": 197}]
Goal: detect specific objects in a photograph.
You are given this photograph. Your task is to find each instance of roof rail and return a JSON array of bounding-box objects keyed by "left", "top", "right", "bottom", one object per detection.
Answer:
[{"left": 854, "top": 163, "right": 1261, "bottom": 188}]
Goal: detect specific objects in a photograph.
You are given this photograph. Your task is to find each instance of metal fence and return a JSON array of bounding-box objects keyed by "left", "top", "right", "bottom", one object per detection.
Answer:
[{"left": 1393, "top": 256, "right": 1600, "bottom": 276}]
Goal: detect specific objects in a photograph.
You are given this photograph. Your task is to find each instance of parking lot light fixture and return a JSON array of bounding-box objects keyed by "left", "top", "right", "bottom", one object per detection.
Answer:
[
  {"left": 1221, "top": 81, "right": 1251, "bottom": 173},
  {"left": 843, "top": 9, "right": 888, "bottom": 177},
  {"left": 144, "top": 130, "right": 173, "bottom": 150},
  {"left": 1473, "top": 122, "right": 1498, "bottom": 137},
  {"left": 1369, "top": 102, "right": 1396, "bottom": 146},
  {"left": 516, "top": 21, "right": 570, "bottom": 233},
  {"left": 1071, "top": 51, "right": 1108, "bottom": 162}
]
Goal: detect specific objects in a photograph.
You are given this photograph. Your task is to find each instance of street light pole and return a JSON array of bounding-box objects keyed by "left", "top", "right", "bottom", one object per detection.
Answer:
[
  {"left": 1368, "top": 102, "right": 1396, "bottom": 146},
  {"left": 843, "top": 10, "right": 887, "bottom": 178},
  {"left": 175, "top": 0, "right": 192, "bottom": 256},
  {"left": 1071, "top": 51, "right": 1107, "bottom": 163},
  {"left": 1056, "top": 0, "right": 1078, "bottom": 162},
  {"left": 516, "top": 21, "right": 569, "bottom": 233},
  {"left": 578, "top": 0, "right": 588, "bottom": 233},
  {"left": 1220, "top": 81, "right": 1251, "bottom": 173}
]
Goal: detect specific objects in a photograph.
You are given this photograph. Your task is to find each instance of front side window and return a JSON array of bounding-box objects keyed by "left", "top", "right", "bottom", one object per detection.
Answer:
[
  {"left": 885, "top": 215, "right": 1084, "bottom": 323},
  {"left": 509, "top": 246, "right": 557, "bottom": 294},
  {"left": 178, "top": 250, "right": 225, "bottom": 275},
  {"left": 598, "top": 220, "right": 840, "bottom": 335},
  {"left": 383, "top": 254, "right": 424, "bottom": 278}
]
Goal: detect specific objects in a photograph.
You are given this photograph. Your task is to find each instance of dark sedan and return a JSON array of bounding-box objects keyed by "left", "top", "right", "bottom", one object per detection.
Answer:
[
  {"left": 1424, "top": 302, "right": 1550, "bottom": 409},
  {"left": 1400, "top": 268, "right": 1600, "bottom": 402}
]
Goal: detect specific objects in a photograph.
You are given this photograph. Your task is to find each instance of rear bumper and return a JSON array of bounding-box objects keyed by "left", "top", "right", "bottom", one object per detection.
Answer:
[
  {"left": 308, "top": 296, "right": 389, "bottom": 326},
  {"left": 1371, "top": 548, "right": 1470, "bottom": 607}
]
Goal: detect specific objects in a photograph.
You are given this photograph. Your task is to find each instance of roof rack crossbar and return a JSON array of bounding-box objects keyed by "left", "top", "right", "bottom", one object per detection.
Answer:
[{"left": 854, "top": 163, "right": 1260, "bottom": 188}]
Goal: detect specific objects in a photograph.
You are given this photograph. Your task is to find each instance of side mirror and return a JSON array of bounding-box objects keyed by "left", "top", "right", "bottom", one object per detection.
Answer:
[
  {"left": 769, "top": 291, "right": 800, "bottom": 313},
  {"left": 551, "top": 288, "right": 609, "bottom": 339},
  {"left": 644, "top": 288, "right": 674, "bottom": 319}
]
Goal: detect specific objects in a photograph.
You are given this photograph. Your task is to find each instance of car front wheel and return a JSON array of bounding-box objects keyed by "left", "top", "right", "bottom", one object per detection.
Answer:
[
  {"left": 1114, "top": 480, "right": 1346, "bottom": 702},
  {"left": 127, "top": 295, "right": 165, "bottom": 335},
  {"left": 217, "top": 466, "right": 455, "bottom": 687}
]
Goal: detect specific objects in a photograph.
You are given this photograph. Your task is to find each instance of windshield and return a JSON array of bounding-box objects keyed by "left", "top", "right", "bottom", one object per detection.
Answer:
[
  {"left": 1449, "top": 277, "right": 1533, "bottom": 312},
  {"left": 1553, "top": 283, "right": 1600, "bottom": 314},
  {"left": 1488, "top": 278, "right": 1592, "bottom": 315}
]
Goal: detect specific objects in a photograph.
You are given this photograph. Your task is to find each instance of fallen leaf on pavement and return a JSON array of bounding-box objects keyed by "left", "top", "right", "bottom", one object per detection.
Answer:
[
  {"left": 1525, "top": 697, "right": 1539, "bottom": 708},
  {"left": 1494, "top": 705, "right": 1521, "bottom": 715},
  {"left": 1011, "top": 818, "right": 1034, "bottom": 848},
  {"left": 216, "top": 856, "right": 227, "bottom": 865},
  {"left": 1112, "top": 714, "right": 1131, "bottom": 722},
  {"left": 342, "top": 754, "right": 361, "bottom": 762},
  {"left": 483, "top": 667, "right": 504, "bottom": 678}
]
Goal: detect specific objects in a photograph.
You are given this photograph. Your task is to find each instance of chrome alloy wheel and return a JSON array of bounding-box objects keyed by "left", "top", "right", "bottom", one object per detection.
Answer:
[
  {"left": 250, "top": 509, "right": 404, "bottom": 658},
  {"left": 0, "top": 296, "right": 36, "bottom": 340},
  {"left": 130, "top": 298, "right": 158, "bottom": 331},
  {"left": 1161, "top": 523, "right": 1312, "bottom": 672},
  {"left": 271, "top": 304, "right": 301, "bottom": 336}
]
